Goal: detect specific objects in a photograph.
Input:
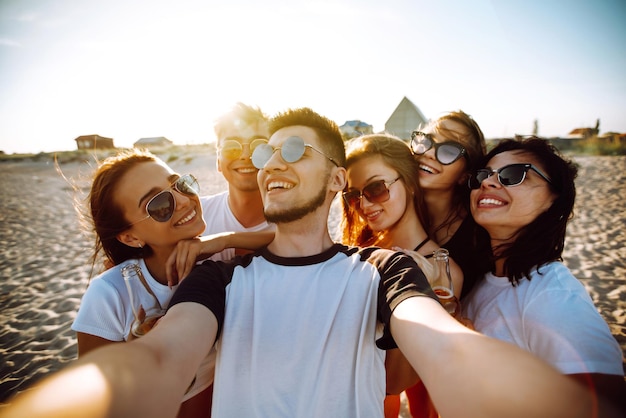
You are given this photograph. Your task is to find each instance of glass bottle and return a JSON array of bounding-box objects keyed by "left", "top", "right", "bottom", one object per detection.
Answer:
[
  {"left": 430, "top": 248, "right": 461, "bottom": 318},
  {"left": 121, "top": 263, "right": 165, "bottom": 338}
]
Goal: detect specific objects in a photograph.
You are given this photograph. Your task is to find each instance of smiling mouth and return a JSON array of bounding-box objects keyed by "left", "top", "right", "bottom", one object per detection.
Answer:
[
  {"left": 419, "top": 164, "right": 437, "bottom": 174},
  {"left": 267, "top": 181, "right": 294, "bottom": 191},
  {"left": 175, "top": 209, "right": 197, "bottom": 226},
  {"left": 236, "top": 167, "right": 257, "bottom": 174},
  {"left": 365, "top": 209, "right": 383, "bottom": 219},
  {"left": 478, "top": 198, "right": 505, "bottom": 206}
]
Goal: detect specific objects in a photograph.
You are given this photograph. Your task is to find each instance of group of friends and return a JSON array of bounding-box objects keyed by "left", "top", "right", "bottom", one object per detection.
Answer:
[{"left": 2, "top": 104, "right": 624, "bottom": 418}]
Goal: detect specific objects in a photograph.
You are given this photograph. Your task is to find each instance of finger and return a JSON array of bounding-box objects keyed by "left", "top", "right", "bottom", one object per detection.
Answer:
[
  {"left": 176, "top": 246, "right": 190, "bottom": 282},
  {"left": 165, "top": 249, "right": 179, "bottom": 288}
]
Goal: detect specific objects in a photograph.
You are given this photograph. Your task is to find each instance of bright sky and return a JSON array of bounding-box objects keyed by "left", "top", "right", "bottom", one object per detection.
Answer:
[{"left": 1, "top": 0, "right": 625, "bottom": 154}]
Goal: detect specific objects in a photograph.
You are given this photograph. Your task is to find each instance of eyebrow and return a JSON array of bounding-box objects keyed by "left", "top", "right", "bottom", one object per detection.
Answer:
[
  {"left": 137, "top": 174, "right": 179, "bottom": 208},
  {"left": 223, "top": 135, "right": 268, "bottom": 142},
  {"left": 348, "top": 175, "right": 386, "bottom": 190}
]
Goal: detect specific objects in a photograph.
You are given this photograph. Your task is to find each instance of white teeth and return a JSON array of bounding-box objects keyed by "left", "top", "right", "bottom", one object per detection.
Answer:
[
  {"left": 237, "top": 167, "right": 257, "bottom": 174},
  {"left": 267, "top": 181, "right": 293, "bottom": 191},
  {"left": 479, "top": 198, "right": 504, "bottom": 206},
  {"left": 419, "top": 164, "right": 435, "bottom": 174},
  {"left": 175, "top": 209, "right": 196, "bottom": 225},
  {"left": 365, "top": 210, "right": 382, "bottom": 219}
]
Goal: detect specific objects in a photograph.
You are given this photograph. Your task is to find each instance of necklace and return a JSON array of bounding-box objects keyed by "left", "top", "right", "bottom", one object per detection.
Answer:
[{"left": 413, "top": 236, "right": 434, "bottom": 259}]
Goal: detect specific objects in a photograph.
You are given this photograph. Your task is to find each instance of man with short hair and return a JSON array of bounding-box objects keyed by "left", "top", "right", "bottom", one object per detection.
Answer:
[
  {"left": 165, "top": 103, "right": 274, "bottom": 283},
  {"left": 2, "top": 108, "right": 600, "bottom": 418},
  {"left": 203, "top": 102, "right": 274, "bottom": 260}
]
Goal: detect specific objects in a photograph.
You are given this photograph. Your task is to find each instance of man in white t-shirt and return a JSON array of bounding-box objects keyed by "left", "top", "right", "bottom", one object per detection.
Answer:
[{"left": 202, "top": 102, "right": 275, "bottom": 261}]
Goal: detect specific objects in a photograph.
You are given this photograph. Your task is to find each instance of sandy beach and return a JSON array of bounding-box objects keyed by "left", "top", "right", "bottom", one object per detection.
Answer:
[{"left": 1, "top": 149, "right": 625, "bottom": 410}]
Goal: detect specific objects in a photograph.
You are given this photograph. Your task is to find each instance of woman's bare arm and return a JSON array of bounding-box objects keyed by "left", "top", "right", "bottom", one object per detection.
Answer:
[{"left": 165, "top": 231, "right": 275, "bottom": 285}]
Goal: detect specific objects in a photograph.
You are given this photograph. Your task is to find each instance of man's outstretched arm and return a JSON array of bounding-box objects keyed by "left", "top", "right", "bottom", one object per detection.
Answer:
[
  {"left": 391, "top": 296, "right": 601, "bottom": 418},
  {"left": 1, "top": 302, "right": 217, "bottom": 418}
]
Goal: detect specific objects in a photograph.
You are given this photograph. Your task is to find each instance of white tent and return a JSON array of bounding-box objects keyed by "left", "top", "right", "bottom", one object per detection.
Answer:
[
  {"left": 384, "top": 97, "right": 427, "bottom": 140},
  {"left": 133, "top": 137, "right": 173, "bottom": 148}
]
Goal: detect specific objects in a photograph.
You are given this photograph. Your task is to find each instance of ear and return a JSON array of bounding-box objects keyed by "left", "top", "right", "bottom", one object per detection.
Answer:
[
  {"left": 216, "top": 158, "right": 223, "bottom": 173},
  {"left": 116, "top": 231, "right": 143, "bottom": 248},
  {"left": 328, "top": 166, "right": 347, "bottom": 194},
  {"left": 457, "top": 171, "right": 470, "bottom": 186}
]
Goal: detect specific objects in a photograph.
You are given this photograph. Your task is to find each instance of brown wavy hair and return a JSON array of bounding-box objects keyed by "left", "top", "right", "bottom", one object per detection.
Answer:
[
  {"left": 86, "top": 148, "right": 159, "bottom": 268},
  {"left": 341, "top": 133, "right": 427, "bottom": 247},
  {"left": 420, "top": 110, "right": 487, "bottom": 235}
]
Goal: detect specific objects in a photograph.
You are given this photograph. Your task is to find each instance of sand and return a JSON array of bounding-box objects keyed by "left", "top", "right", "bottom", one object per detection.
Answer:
[{"left": 0, "top": 150, "right": 625, "bottom": 410}]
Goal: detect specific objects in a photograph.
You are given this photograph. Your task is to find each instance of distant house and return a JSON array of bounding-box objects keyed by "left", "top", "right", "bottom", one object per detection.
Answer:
[
  {"left": 384, "top": 96, "right": 427, "bottom": 140},
  {"left": 567, "top": 128, "right": 596, "bottom": 140},
  {"left": 339, "top": 120, "right": 373, "bottom": 140},
  {"left": 75, "top": 134, "right": 115, "bottom": 150},
  {"left": 133, "top": 136, "right": 173, "bottom": 149},
  {"left": 599, "top": 131, "right": 626, "bottom": 145},
  {"left": 567, "top": 119, "right": 600, "bottom": 139}
]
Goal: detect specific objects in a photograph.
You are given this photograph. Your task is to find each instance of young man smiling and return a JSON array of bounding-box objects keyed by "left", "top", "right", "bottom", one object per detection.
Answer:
[{"left": 2, "top": 108, "right": 599, "bottom": 418}]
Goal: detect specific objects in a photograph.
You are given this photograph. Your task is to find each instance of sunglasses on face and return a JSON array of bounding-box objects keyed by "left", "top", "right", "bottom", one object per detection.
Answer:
[
  {"left": 128, "top": 174, "right": 200, "bottom": 225},
  {"left": 219, "top": 138, "right": 268, "bottom": 160},
  {"left": 468, "top": 163, "right": 552, "bottom": 189},
  {"left": 410, "top": 131, "right": 468, "bottom": 165},
  {"left": 342, "top": 178, "right": 400, "bottom": 209},
  {"left": 251, "top": 136, "right": 339, "bottom": 169}
]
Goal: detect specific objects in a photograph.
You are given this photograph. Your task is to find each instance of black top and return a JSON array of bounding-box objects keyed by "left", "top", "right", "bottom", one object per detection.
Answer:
[{"left": 442, "top": 215, "right": 490, "bottom": 300}]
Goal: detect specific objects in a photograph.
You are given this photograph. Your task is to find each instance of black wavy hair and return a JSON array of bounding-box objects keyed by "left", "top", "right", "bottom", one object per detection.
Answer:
[{"left": 475, "top": 137, "right": 578, "bottom": 285}]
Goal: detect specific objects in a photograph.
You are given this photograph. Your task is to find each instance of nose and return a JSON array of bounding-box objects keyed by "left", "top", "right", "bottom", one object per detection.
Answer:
[
  {"left": 240, "top": 143, "right": 253, "bottom": 160},
  {"left": 261, "top": 148, "right": 287, "bottom": 171},
  {"left": 481, "top": 171, "right": 500, "bottom": 189},
  {"left": 359, "top": 194, "right": 376, "bottom": 208},
  {"left": 172, "top": 188, "right": 192, "bottom": 210},
  {"left": 423, "top": 146, "right": 437, "bottom": 161}
]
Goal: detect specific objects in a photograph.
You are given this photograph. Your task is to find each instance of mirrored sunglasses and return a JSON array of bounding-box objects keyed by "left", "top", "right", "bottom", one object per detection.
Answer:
[
  {"left": 468, "top": 163, "right": 552, "bottom": 190},
  {"left": 128, "top": 174, "right": 200, "bottom": 225},
  {"left": 251, "top": 136, "right": 339, "bottom": 169},
  {"left": 410, "top": 131, "right": 468, "bottom": 165},
  {"left": 219, "top": 138, "right": 268, "bottom": 160},
  {"left": 342, "top": 178, "right": 400, "bottom": 209}
]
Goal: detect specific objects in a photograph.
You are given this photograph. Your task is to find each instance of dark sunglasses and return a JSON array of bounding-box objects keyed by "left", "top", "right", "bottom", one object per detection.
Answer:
[
  {"left": 342, "top": 178, "right": 400, "bottom": 209},
  {"left": 410, "top": 131, "right": 468, "bottom": 165},
  {"left": 219, "top": 138, "right": 268, "bottom": 160},
  {"left": 468, "top": 163, "right": 552, "bottom": 189},
  {"left": 251, "top": 136, "right": 338, "bottom": 169},
  {"left": 128, "top": 174, "right": 200, "bottom": 225}
]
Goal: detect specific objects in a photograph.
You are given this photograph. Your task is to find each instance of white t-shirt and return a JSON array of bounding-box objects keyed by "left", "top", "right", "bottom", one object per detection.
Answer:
[
  {"left": 200, "top": 192, "right": 274, "bottom": 261},
  {"left": 171, "top": 245, "right": 435, "bottom": 417},
  {"left": 463, "top": 261, "right": 623, "bottom": 375},
  {"left": 72, "top": 259, "right": 215, "bottom": 401}
]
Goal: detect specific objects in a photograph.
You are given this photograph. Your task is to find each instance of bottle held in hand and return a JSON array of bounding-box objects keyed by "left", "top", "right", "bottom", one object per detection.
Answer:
[
  {"left": 121, "top": 263, "right": 165, "bottom": 338},
  {"left": 431, "top": 249, "right": 461, "bottom": 318}
]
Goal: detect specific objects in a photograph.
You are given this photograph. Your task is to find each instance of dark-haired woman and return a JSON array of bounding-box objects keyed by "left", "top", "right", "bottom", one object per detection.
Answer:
[
  {"left": 464, "top": 137, "right": 625, "bottom": 413},
  {"left": 407, "top": 110, "right": 489, "bottom": 418}
]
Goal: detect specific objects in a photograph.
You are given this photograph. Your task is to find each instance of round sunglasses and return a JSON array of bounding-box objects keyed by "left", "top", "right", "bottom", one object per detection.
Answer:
[
  {"left": 410, "top": 131, "right": 468, "bottom": 165},
  {"left": 342, "top": 178, "right": 400, "bottom": 209},
  {"left": 251, "top": 136, "right": 339, "bottom": 169},
  {"left": 127, "top": 174, "right": 200, "bottom": 225},
  {"left": 219, "top": 138, "right": 268, "bottom": 160},
  {"left": 468, "top": 163, "right": 552, "bottom": 190}
]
